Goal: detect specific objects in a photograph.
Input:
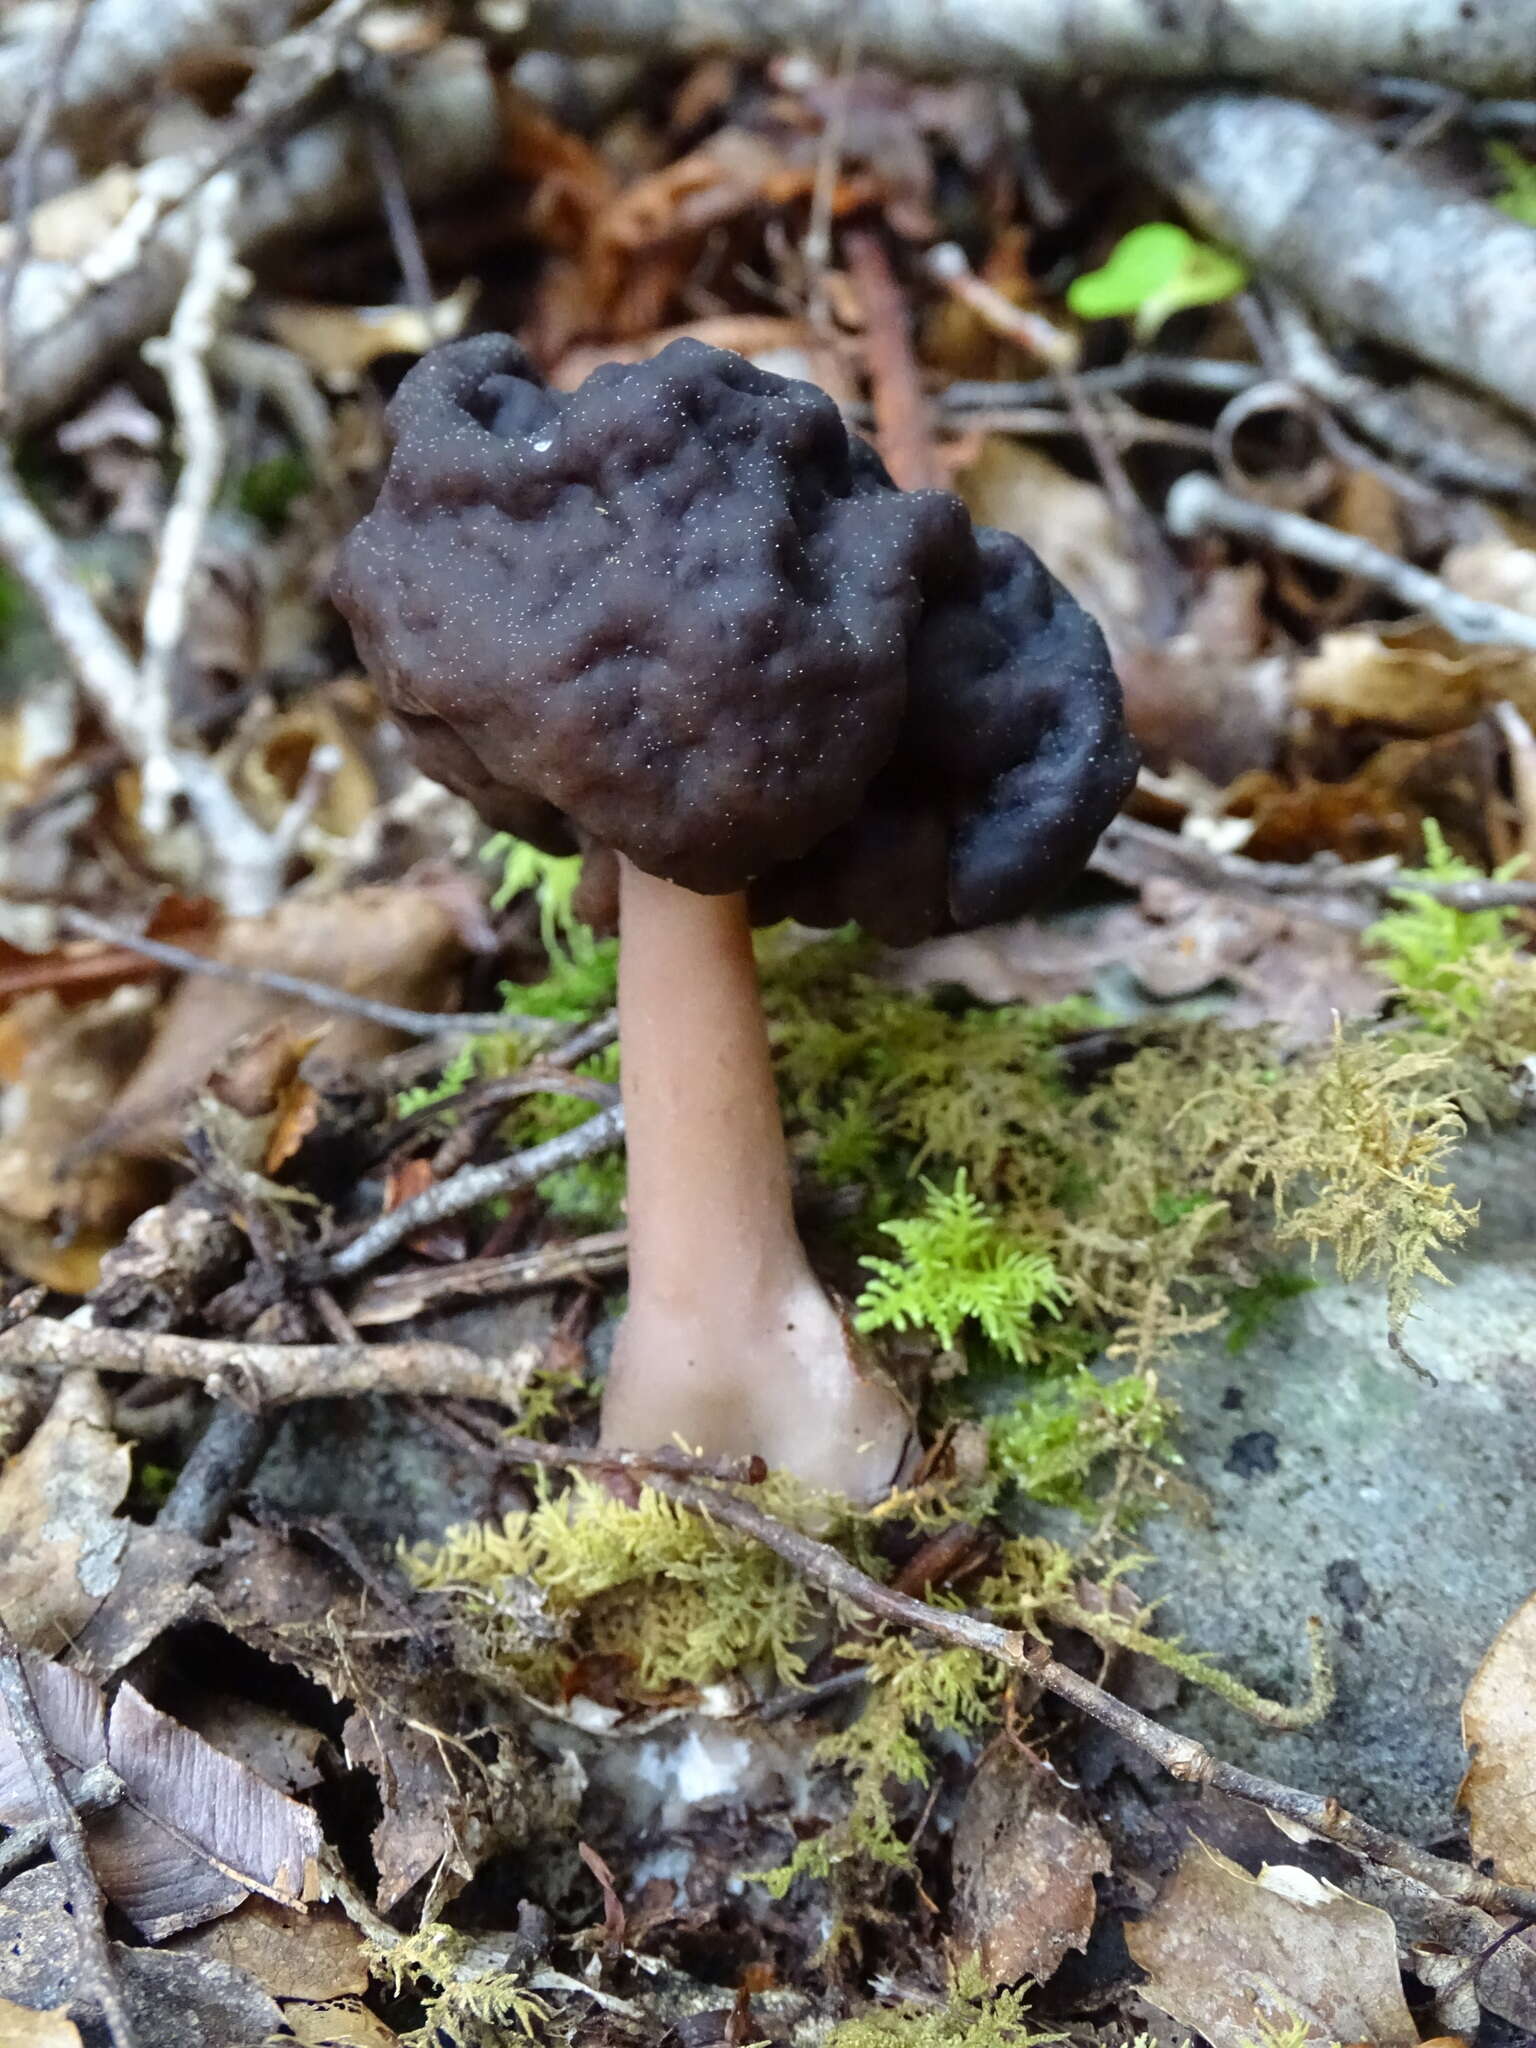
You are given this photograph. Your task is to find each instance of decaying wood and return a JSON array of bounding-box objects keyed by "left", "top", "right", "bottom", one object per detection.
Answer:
[
  {"left": 0, "top": 1319, "right": 540, "bottom": 1409},
  {"left": 1120, "top": 89, "right": 1536, "bottom": 428},
  {"left": 523, "top": 0, "right": 1536, "bottom": 96}
]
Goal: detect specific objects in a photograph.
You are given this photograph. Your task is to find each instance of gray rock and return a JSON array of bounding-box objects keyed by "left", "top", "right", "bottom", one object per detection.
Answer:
[{"left": 1138, "top": 1127, "right": 1536, "bottom": 1839}]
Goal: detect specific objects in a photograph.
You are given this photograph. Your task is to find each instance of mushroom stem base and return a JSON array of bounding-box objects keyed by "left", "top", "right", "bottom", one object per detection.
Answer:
[{"left": 599, "top": 859, "right": 911, "bottom": 1504}]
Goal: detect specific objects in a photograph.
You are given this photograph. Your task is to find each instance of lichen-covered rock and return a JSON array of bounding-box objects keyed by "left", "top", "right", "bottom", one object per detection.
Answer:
[{"left": 334, "top": 334, "right": 1136, "bottom": 939}]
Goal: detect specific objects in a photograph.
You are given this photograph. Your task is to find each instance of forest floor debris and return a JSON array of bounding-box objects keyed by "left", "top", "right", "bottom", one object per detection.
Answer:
[{"left": 4, "top": 4, "right": 1536, "bottom": 2044}]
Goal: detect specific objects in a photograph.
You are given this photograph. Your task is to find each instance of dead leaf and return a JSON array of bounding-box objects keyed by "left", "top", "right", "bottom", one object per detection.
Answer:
[
  {"left": 0, "top": 986, "right": 162, "bottom": 1286},
  {"left": 0, "top": 1999, "right": 79, "bottom": 2047},
  {"left": 1126, "top": 1842, "right": 1419, "bottom": 2048},
  {"left": 264, "top": 282, "right": 476, "bottom": 385},
  {"left": 0, "top": 1373, "right": 130, "bottom": 1650},
  {"left": 1296, "top": 619, "right": 1529, "bottom": 734},
  {"left": 171, "top": 1898, "right": 368, "bottom": 2001},
  {"left": 344, "top": 1705, "right": 520, "bottom": 1914},
  {"left": 1118, "top": 567, "right": 1290, "bottom": 784},
  {"left": 108, "top": 883, "right": 469, "bottom": 1156},
  {"left": 951, "top": 1742, "right": 1110, "bottom": 1986},
  {"left": 1461, "top": 1590, "right": 1536, "bottom": 1883},
  {"left": 183, "top": 1695, "right": 328, "bottom": 1797},
  {"left": 230, "top": 697, "right": 380, "bottom": 845},
  {"left": 281, "top": 1998, "right": 404, "bottom": 2047},
  {"left": 0, "top": 1656, "right": 324, "bottom": 1938},
  {"left": 956, "top": 438, "right": 1144, "bottom": 644},
  {"left": 0, "top": 1866, "right": 284, "bottom": 2047}
]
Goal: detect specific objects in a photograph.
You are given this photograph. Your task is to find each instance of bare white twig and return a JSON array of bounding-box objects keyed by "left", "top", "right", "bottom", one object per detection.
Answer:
[
  {"left": 138, "top": 174, "right": 246, "bottom": 835},
  {"left": 0, "top": 445, "right": 146, "bottom": 752},
  {"left": 1166, "top": 471, "right": 1536, "bottom": 653}
]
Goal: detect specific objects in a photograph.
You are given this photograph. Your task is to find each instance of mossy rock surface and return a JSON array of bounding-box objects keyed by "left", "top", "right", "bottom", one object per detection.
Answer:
[{"left": 1139, "top": 1126, "right": 1536, "bottom": 1837}]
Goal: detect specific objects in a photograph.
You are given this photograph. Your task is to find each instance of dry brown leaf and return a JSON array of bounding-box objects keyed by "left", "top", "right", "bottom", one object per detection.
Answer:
[
  {"left": 0, "top": 1373, "right": 130, "bottom": 1650},
  {"left": 109, "top": 883, "right": 469, "bottom": 1156},
  {"left": 343, "top": 1706, "right": 494, "bottom": 1913},
  {"left": 1117, "top": 566, "right": 1290, "bottom": 784},
  {"left": 956, "top": 438, "right": 1144, "bottom": 644},
  {"left": 0, "top": 987, "right": 161, "bottom": 1286},
  {"left": 0, "top": 1999, "right": 80, "bottom": 2047},
  {"left": 0, "top": 1657, "right": 324, "bottom": 1939},
  {"left": 1126, "top": 1842, "right": 1419, "bottom": 2048},
  {"left": 182, "top": 1696, "right": 327, "bottom": 1798},
  {"left": 1461, "top": 1590, "right": 1536, "bottom": 1883},
  {"left": 231, "top": 699, "right": 379, "bottom": 843},
  {"left": 264, "top": 283, "right": 475, "bottom": 385},
  {"left": 1296, "top": 619, "right": 1531, "bottom": 734},
  {"left": 951, "top": 1742, "right": 1110, "bottom": 1986},
  {"left": 171, "top": 1898, "right": 368, "bottom": 2001},
  {"left": 281, "top": 1998, "right": 404, "bottom": 2047}
]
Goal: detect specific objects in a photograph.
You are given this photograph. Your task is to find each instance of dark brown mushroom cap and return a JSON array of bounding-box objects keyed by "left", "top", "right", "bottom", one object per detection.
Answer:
[{"left": 333, "top": 333, "right": 1136, "bottom": 941}]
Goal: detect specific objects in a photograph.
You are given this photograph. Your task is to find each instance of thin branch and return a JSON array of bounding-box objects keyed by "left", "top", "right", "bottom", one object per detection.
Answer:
[
  {"left": 920, "top": 241, "right": 1076, "bottom": 369},
  {"left": 0, "top": 1759, "right": 122, "bottom": 1886},
  {"left": 353, "top": 53, "right": 437, "bottom": 319},
  {"left": 351, "top": 1226, "right": 629, "bottom": 1324},
  {"left": 1091, "top": 814, "right": 1536, "bottom": 916},
  {"left": 844, "top": 227, "right": 945, "bottom": 493},
  {"left": 602, "top": 1465, "right": 1536, "bottom": 1927},
  {"left": 56, "top": 907, "right": 568, "bottom": 1041},
  {"left": 936, "top": 359, "right": 1258, "bottom": 412},
  {"left": 138, "top": 173, "right": 244, "bottom": 835},
  {"left": 0, "top": 0, "right": 93, "bottom": 414},
  {"left": 321, "top": 1101, "right": 627, "bottom": 1279},
  {"left": 0, "top": 443, "right": 147, "bottom": 756},
  {"left": 1166, "top": 471, "right": 1536, "bottom": 652},
  {"left": 0, "top": 1622, "right": 139, "bottom": 2048},
  {"left": 0, "top": 1318, "right": 540, "bottom": 1409}
]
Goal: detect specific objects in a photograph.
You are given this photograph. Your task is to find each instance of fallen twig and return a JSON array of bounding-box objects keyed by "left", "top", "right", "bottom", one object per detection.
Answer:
[
  {"left": 155, "top": 1400, "right": 275, "bottom": 1544},
  {"left": 56, "top": 907, "right": 567, "bottom": 1041},
  {"left": 1122, "top": 90, "right": 1536, "bottom": 429},
  {"left": 0, "top": 0, "right": 308, "bottom": 156},
  {"left": 599, "top": 1465, "right": 1536, "bottom": 1927},
  {"left": 921, "top": 241, "right": 1076, "bottom": 369},
  {"left": 1092, "top": 814, "right": 1536, "bottom": 916},
  {"left": 0, "top": 1622, "right": 139, "bottom": 2048},
  {"left": 1166, "top": 471, "right": 1536, "bottom": 652},
  {"left": 0, "top": 1318, "right": 539, "bottom": 1409},
  {"left": 1493, "top": 702, "right": 1536, "bottom": 871},
  {"left": 0, "top": 444, "right": 149, "bottom": 758},
  {"left": 6, "top": 37, "right": 498, "bottom": 433},
  {"left": 351, "top": 1227, "right": 629, "bottom": 1324},
  {"left": 321, "top": 1101, "right": 627, "bottom": 1279},
  {"left": 524, "top": 0, "right": 1536, "bottom": 96},
  {"left": 844, "top": 227, "right": 945, "bottom": 492},
  {"left": 137, "top": 174, "right": 245, "bottom": 836},
  {"left": 0, "top": 1759, "right": 123, "bottom": 1886},
  {"left": 0, "top": 0, "right": 93, "bottom": 411}
]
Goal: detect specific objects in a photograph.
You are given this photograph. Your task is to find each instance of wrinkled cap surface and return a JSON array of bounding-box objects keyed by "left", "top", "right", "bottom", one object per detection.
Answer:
[{"left": 333, "top": 333, "right": 1136, "bottom": 941}]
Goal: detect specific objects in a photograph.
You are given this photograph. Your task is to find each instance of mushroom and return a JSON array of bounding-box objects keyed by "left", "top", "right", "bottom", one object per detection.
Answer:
[{"left": 333, "top": 334, "right": 1136, "bottom": 1502}]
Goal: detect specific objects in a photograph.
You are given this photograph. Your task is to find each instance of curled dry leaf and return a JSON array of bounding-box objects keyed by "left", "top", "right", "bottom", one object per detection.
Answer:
[
  {"left": 951, "top": 1741, "right": 1110, "bottom": 1987},
  {"left": 1126, "top": 1842, "right": 1418, "bottom": 2048},
  {"left": 0, "top": 1656, "right": 324, "bottom": 1939},
  {"left": 1461, "top": 1589, "right": 1536, "bottom": 1884},
  {"left": 0, "top": 1372, "right": 130, "bottom": 1650},
  {"left": 280, "top": 1998, "right": 404, "bottom": 2047}
]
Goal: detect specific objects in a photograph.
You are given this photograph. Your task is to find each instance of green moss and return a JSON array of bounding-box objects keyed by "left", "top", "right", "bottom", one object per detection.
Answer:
[
  {"left": 405, "top": 1473, "right": 865, "bottom": 1700},
  {"left": 234, "top": 449, "right": 310, "bottom": 531},
  {"left": 826, "top": 1959, "right": 1057, "bottom": 2048},
  {"left": 987, "top": 1368, "right": 1171, "bottom": 1508}
]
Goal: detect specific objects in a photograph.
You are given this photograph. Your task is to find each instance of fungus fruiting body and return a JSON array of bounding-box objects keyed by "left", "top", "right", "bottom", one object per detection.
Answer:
[{"left": 334, "top": 333, "right": 1136, "bottom": 1502}]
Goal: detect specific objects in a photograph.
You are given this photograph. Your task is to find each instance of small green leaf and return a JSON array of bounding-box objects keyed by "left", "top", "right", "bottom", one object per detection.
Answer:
[
  {"left": 1489, "top": 140, "right": 1536, "bottom": 226},
  {"left": 1067, "top": 222, "right": 1247, "bottom": 339}
]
